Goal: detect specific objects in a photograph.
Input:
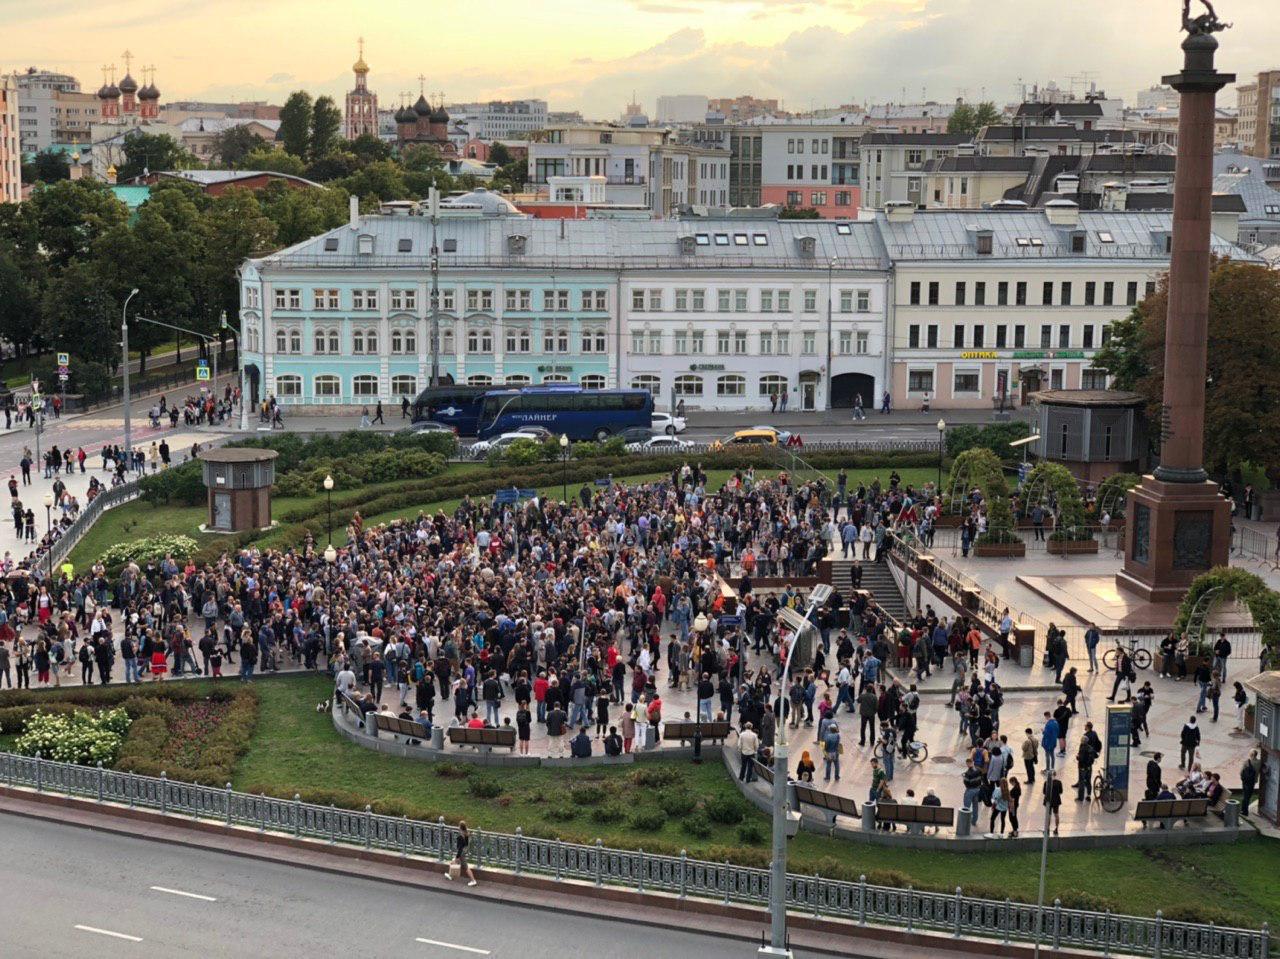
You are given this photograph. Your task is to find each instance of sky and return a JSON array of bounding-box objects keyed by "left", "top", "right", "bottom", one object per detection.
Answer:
[{"left": 5, "top": 0, "right": 1277, "bottom": 117}]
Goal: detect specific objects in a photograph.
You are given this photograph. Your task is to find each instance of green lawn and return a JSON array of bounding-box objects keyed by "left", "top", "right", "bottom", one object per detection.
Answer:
[{"left": 233, "top": 676, "right": 1276, "bottom": 925}]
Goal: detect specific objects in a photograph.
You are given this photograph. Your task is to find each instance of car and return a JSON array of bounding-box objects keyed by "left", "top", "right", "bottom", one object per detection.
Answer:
[
  {"left": 651, "top": 412, "right": 687, "bottom": 435},
  {"left": 514, "top": 425, "right": 554, "bottom": 442},
  {"left": 725, "top": 429, "right": 779, "bottom": 446},
  {"left": 468, "top": 432, "right": 545, "bottom": 458},
  {"left": 400, "top": 420, "right": 458, "bottom": 436},
  {"left": 626, "top": 435, "right": 692, "bottom": 453},
  {"left": 749, "top": 424, "right": 792, "bottom": 444},
  {"left": 620, "top": 426, "right": 656, "bottom": 445}
]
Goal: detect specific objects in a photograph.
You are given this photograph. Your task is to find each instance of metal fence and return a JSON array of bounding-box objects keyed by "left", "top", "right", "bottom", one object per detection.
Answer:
[
  {"left": 39, "top": 481, "right": 141, "bottom": 572},
  {"left": 0, "top": 752, "right": 1267, "bottom": 959}
]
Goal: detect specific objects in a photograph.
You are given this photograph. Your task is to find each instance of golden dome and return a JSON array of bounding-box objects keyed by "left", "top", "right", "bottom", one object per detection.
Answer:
[{"left": 352, "top": 38, "right": 369, "bottom": 75}]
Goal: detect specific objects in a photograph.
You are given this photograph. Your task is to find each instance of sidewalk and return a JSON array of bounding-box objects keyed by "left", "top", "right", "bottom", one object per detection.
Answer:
[{"left": 683, "top": 408, "right": 1029, "bottom": 429}]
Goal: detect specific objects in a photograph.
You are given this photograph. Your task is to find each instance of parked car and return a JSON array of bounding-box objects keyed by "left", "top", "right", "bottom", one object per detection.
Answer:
[
  {"left": 514, "top": 425, "right": 554, "bottom": 442},
  {"left": 468, "top": 432, "right": 543, "bottom": 458},
  {"left": 626, "top": 435, "right": 692, "bottom": 453},
  {"left": 651, "top": 412, "right": 687, "bottom": 435},
  {"left": 400, "top": 420, "right": 458, "bottom": 436},
  {"left": 620, "top": 426, "right": 656, "bottom": 445}
]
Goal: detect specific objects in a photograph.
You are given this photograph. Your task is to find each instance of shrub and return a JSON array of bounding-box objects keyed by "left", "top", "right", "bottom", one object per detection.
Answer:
[
  {"left": 736, "top": 823, "right": 766, "bottom": 845},
  {"left": 629, "top": 765, "right": 683, "bottom": 789},
  {"left": 629, "top": 808, "right": 667, "bottom": 832},
  {"left": 681, "top": 811, "right": 712, "bottom": 839},
  {"left": 100, "top": 534, "right": 199, "bottom": 568},
  {"left": 590, "top": 803, "right": 624, "bottom": 825},
  {"left": 114, "top": 688, "right": 258, "bottom": 784},
  {"left": 544, "top": 803, "right": 579, "bottom": 822},
  {"left": 137, "top": 461, "right": 205, "bottom": 506},
  {"left": 1158, "top": 903, "right": 1252, "bottom": 927},
  {"left": 467, "top": 776, "right": 503, "bottom": 799},
  {"left": 571, "top": 784, "right": 607, "bottom": 806},
  {"left": 274, "top": 471, "right": 318, "bottom": 498},
  {"left": 15, "top": 707, "right": 132, "bottom": 765},
  {"left": 946, "top": 421, "right": 1031, "bottom": 461},
  {"left": 657, "top": 787, "right": 697, "bottom": 817},
  {"left": 1055, "top": 889, "right": 1118, "bottom": 912},
  {"left": 433, "top": 761, "right": 471, "bottom": 779},
  {"left": 704, "top": 794, "right": 747, "bottom": 825}
]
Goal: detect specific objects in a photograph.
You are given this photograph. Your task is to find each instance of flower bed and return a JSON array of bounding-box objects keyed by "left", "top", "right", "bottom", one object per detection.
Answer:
[{"left": 14, "top": 707, "right": 132, "bottom": 766}]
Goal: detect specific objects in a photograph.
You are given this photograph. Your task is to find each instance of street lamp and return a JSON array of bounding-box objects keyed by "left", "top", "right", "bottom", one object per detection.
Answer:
[
  {"left": 559, "top": 434, "right": 569, "bottom": 502},
  {"left": 121, "top": 288, "right": 140, "bottom": 472},
  {"left": 692, "top": 611, "right": 709, "bottom": 763},
  {"left": 324, "top": 543, "right": 337, "bottom": 657},
  {"left": 42, "top": 492, "right": 54, "bottom": 581},
  {"left": 323, "top": 474, "right": 334, "bottom": 545},
  {"left": 936, "top": 417, "right": 947, "bottom": 495}
]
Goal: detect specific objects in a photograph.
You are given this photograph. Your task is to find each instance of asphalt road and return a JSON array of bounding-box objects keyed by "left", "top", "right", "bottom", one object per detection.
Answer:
[{"left": 0, "top": 812, "right": 823, "bottom": 959}]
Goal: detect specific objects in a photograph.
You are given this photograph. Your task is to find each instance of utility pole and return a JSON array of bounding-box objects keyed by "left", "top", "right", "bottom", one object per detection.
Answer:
[
  {"left": 121, "top": 288, "right": 139, "bottom": 471},
  {"left": 429, "top": 186, "right": 441, "bottom": 387}
]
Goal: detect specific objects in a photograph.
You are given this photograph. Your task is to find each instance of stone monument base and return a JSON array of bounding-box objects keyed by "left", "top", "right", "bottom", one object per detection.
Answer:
[
  {"left": 1116, "top": 476, "right": 1232, "bottom": 604},
  {"left": 1019, "top": 573, "right": 1253, "bottom": 632}
]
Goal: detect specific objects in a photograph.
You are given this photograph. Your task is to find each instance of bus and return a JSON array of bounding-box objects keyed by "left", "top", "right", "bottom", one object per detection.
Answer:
[
  {"left": 476, "top": 387, "right": 654, "bottom": 441},
  {"left": 410, "top": 385, "right": 496, "bottom": 436}
]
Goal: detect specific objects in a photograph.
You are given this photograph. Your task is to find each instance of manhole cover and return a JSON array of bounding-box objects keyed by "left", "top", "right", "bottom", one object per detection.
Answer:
[
  {"left": 1138, "top": 750, "right": 1157, "bottom": 757},
  {"left": 931, "top": 755, "right": 956, "bottom": 764}
]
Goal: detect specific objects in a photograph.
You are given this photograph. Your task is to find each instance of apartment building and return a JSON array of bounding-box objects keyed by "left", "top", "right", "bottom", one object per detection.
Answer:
[
  {"left": 1236, "top": 70, "right": 1280, "bottom": 159},
  {"left": 859, "top": 133, "right": 970, "bottom": 209},
  {"left": 13, "top": 68, "right": 101, "bottom": 153},
  {"left": 449, "top": 100, "right": 548, "bottom": 140},
  {"left": 0, "top": 75, "right": 19, "bottom": 203}
]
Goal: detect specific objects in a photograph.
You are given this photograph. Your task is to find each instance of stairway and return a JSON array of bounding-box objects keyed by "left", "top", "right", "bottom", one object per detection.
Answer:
[{"left": 830, "top": 556, "right": 908, "bottom": 623}]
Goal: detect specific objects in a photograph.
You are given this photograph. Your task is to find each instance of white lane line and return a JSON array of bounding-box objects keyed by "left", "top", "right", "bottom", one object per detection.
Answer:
[
  {"left": 150, "top": 885, "right": 218, "bottom": 902},
  {"left": 74, "top": 925, "right": 143, "bottom": 943},
  {"left": 415, "top": 937, "right": 491, "bottom": 955}
]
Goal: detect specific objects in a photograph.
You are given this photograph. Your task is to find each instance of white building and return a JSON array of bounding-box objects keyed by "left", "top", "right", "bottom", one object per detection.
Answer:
[
  {"left": 656, "top": 95, "right": 709, "bottom": 124},
  {"left": 859, "top": 132, "right": 970, "bottom": 209},
  {"left": 447, "top": 100, "right": 547, "bottom": 140},
  {"left": 13, "top": 68, "right": 100, "bottom": 153}
]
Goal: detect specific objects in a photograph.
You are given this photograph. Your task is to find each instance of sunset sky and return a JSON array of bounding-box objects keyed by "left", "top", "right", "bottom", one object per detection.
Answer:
[{"left": 6, "top": 0, "right": 1277, "bottom": 116}]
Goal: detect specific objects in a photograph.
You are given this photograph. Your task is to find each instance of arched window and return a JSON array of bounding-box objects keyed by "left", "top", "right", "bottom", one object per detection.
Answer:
[
  {"left": 353, "top": 374, "right": 379, "bottom": 397},
  {"left": 352, "top": 329, "right": 365, "bottom": 354},
  {"left": 717, "top": 374, "right": 746, "bottom": 397},
  {"left": 441, "top": 326, "right": 455, "bottom": 354},
  {"left": 580, "top": 327, "right": 606, "bottom": 353},
  {"left": 504, "top": 374, "right": 531, "bottom": 386},
  {"left": 289, "top": 328, "right": 301, "bottom": 353},
  {"left": 391, "top": 327, "right": 417, "bottom": 354},
  {"left": 402, "top": 328, "right": 417, "bottom": 353},
  {"left": 467, "top": 374, "right": 492, "bottom": 386},
  {"left": 275, "top": 374, "right": 302, "bottom": 397},
  {"left": 467, "top": 326, "right": 493, "bottom": 354},
  {"left": 314, "top": 374, "right": 341, "bottom": 398},
  {"left": 631, "top": 374, "right": 661, "bottom": 395},
  {"left": 580, "top": 374, "right": 606, "bottom": 389},
  {"left": 674, "top": 374, "right": 703, "bottom": 397},
  {"left": 541, "top": 373, "right": 569, "bottom": 383},
  {"left": 759, "top": 374, "right": 788, "bottom": 397},
  {"left": 275, "top": 328, "right": 288, "bottom": 352},
  {"left": 391, "top": 374, "right": 417, "bottom": 397}
]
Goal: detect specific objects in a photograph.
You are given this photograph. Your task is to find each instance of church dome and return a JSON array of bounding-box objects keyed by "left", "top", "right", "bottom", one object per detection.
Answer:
[
  {"left": 395, "top": 105, "right": 416, "bottom": 124},
  {"left": 413, "top": 94, "right": 432, "bottom": 116},
  {"left": 97, "top": 83, "right": 113, "bottom": 99},
  {"left": 118, "top": 72, "right": 139, "bottom": 95},
  {"left": 430, "top": 104, "right": 449, "bottom": 124},
  {"left": 353, "top": 55, "right": 369, "bottom": 75},
  {"left": 139, "top": 82, "right": 160, "bottom": 101}
]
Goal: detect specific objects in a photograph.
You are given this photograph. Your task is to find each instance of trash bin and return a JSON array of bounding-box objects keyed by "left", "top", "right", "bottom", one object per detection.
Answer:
[
  {"left": 956, "top": 808, "right": 972, "bottom": 837},
  {"left": 861, "top": 801, "right": 876, "bottom": 831},
  {"left": 431, "top": 725, "right": 444, "bottom": 750},
  {"left": 1223, "top": 799, "right": 1240, "bottom": 828},
  {"left": 1019, "top": 643, "right": 1035, "bottom": 669}
]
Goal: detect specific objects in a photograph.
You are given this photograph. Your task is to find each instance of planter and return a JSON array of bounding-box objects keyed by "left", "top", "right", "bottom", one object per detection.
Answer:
[
  {"left": 1183, "top": 655, "right": 1210, "bottom": 676},
  {"left": 974, "top": 542, "right": 1026, "bottom": 558},
  {"left": 1047, "top": 539, "right": 1100, "bottom": 555}
]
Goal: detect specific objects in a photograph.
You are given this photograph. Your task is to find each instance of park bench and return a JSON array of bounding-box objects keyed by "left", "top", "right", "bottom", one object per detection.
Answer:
[
  {"left": 793, "top": 782, "right": 862, "bottom": 830},
  {"left": 663, "top": 720, "right": 732, "bottom": 744},
  {"left": 447, "top": 726, "right": 517, "bottom": 752},
  {"left": 753, "top": 759, "right": 775, "bottom": 785},
  {"left": 373, "top": 713, "right": 429, "bottom": 744},
  {"left": 874, "top": 801, "right": 956, "bottom": 834},
  {"left": 335, "top": 691, "right": 364, "bottom": 723},
  {"left": 1133, "top": 797, "right": 1210, "bottom": 829}
]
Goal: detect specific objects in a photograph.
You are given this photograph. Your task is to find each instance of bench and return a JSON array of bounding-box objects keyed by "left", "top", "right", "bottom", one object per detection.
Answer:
[
  {"left": 373, "top": 713, "right": 430, "bottom": 743},
  {"left": 793, "top": 782, "right": 862, "bottom": 831},
  {"left": 874, "top": 801, "right": 956, "bottom": 833},
  {"left": 754, "top": 759, "right": 775, "bottom": 785},
  {"left": 335, "top": 691, "right": 365, "bottom": 723},
  {"left": 447, "top": 726, "right": 517, "bottom": 752},
  {"left": 663, "top": 720, "right": 732, "bottom": 744},
  {"left": 1134, "top": 797, "right": 1210, "bottom": 829}
]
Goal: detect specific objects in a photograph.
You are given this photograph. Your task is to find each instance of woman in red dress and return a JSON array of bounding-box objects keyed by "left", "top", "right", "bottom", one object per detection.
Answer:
[{"left": 150, "top": 638, "right": 168, "bottom": 681}]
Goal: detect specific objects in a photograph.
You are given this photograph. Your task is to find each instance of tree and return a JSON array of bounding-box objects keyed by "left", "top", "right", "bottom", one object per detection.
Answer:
[
  {"left": 117, "top": 131, "right": 195, "bottom": 181},
  {"left": 40, "top": 258, "right": 118, "bottom": 366},
  {"left": 488, "top": 142, "right": 513, "bottom": 167},
  {"left": 310, "top": 96, "right": 342, "bottom": 160},
  {"left": 198, "top": 187, "right": 276, "bottom": 339},
  {"left": 948, "top": 101, "right": 1000, "bottom": 137},
  {"left": 305, "top": 150, "right": 359, "bottom": 183},
  {"left": 1090, "top": 307, "right": 1150, "bottom": 390},
  {"left": 401, "top": 143, "right": 444, "bottom": 173},
  {"left": 1118, "top": 259, "right": 1280, "bottom": 483},
  {"left": 278, "top": 91, "right": 314, "bottom": 158},
  {"left": 27, "top": 180, "right": 129, "bottom": 271},
  {"left": 239, "top": 147, "right": 307, "bottom": 177},
  {"left": 212, "top": 126, "right": 267, "bottom": 167},
  {"left": 0, "top": 246, "right": 40, "bottom": 357},
  {"left": 258, "top": 183, "right": 349, "bottom": 246},
  {"left": 28, "top": 149, "right": 70, "bottom": 184},
  {"left": 348, "top": 133, "right": 392, "bottom": 166},
  {"left": 778, "top": 207, "right": 821, "bottom": 219}
]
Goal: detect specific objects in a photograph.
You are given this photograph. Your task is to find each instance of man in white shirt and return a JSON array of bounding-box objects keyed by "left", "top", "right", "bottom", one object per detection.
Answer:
[
  {"left": 335, "top": 666, "right": 357, "bottom": 698},
  {"left": 738, "top": 723, "right": 760, "bottom": 782}
]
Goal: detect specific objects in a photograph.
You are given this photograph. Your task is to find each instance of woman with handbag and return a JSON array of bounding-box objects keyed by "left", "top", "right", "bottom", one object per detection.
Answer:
[{"left": 444, "top": 821, "right": 478, "bottom": 887}]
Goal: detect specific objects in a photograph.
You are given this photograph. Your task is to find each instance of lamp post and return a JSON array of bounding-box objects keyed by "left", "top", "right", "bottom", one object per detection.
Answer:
[
  {"left": 323, "top": 474, "right": 334, "bottom": 545},
  {"left": 42, "top": 492, "right": 54, "bottom": 581},
  {"left": 936, "top": 417, "right": 946, "bottom": 495},
  {"left": 324, "top": 543, "right": 337, "bottom": 658},
  {"left": 692, "top": 611, "right": 709, "bottom": 763},
  {"left": 121, "top": 288, "right": 140, "bottom": 472},
  {"left": 559, "top": 433, "right": 569, "bottom": 503}
]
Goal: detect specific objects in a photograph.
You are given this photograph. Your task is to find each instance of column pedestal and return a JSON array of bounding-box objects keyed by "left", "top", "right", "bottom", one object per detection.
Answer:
[{"left": 1115, "top": 476, "right": 1231, "bottom": 603}]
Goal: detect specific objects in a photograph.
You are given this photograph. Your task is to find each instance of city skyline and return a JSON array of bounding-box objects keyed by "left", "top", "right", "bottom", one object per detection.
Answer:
[{"left": 6, "top": 0, "right": 1280, "bottom": 118}]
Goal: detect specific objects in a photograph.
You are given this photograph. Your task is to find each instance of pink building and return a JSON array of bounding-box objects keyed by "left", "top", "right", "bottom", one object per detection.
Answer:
[{"left": 760, "top": 184, "right": 861, "bottom": 218}]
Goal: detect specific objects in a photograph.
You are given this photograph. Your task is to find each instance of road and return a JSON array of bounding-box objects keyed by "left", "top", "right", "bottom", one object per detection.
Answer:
[{"left": 0, "top": 812, "right": 828, "bottom": 958}]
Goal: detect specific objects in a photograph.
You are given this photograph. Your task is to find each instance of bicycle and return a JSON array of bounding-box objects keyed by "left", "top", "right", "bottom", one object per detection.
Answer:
[
  {"left": 1092, "top": 771, "right": 1126, "bottom": 813},
  {"left": 1102, "top": 640, "right": 1151, "bottom": 673},
  {"left": 874, "top": 736, "right": 929, "bottom": 764}
]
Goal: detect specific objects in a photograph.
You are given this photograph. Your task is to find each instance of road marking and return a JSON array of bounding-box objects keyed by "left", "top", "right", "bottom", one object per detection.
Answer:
[
  {"left": 150, "top": 885, "right": 218, "bottom": 902},
  {"left": 415, "top": 937, "right": 491, "bottom": 955},
  {"left": 75, "top": 925, "right": 143, "bottom": 943}
]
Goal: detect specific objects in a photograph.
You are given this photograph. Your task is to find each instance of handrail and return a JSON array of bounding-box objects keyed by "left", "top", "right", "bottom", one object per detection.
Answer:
[{"left": 0, "top": 752, "right": 1266, "bottom": 959}]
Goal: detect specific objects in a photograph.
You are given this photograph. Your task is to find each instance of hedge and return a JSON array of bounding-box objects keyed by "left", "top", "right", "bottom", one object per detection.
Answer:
[{"left": 1094, "top": 473, "right": 1140, "bottom": 516}]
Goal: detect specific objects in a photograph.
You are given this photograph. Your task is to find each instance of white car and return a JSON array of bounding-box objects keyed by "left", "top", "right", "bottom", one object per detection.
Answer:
[
  {"left": 469, "top": 432, "right": 544, "bottom": 458},
  {"left": 652, "top": 412, "right": 687, "bottom": 435},
  {"left": 626, "top": 435, "right": 692, "bottom": 453}
]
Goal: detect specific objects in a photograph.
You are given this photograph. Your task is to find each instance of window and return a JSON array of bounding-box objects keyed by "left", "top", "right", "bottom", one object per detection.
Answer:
[
  {"left": 691, "top": 290, "right": 706, "bottom": 312},
  {"left": 314, "top": 327, "right": 340, "bottom": 354},
  {"left": 674, "top": 289, "right": 688, "bottom": 312},
  {"left": 313, "top": 288, "right": 340, "bottom": 310},
  {"left": 787, "top": 191, "right": 803, "bottom": 207},
  {"left": 1070, "top": 234, "right": 1086, "bottom": 254},
  {"left": 908, "top": 370, "right": 934, "bottom": 393},
  {"left": 632, "top": 374, "right": 661, "bottom": 394},
  {"left": 759, "top": 332, "right": 773, "bottom": 355},
  {"left": 734, "top": 289, "right": 748, "bottom": 312},
  {"left": 997, "top": 282, "right": 1008, "bottom": 306},
  {"left": 953, "top": 325, "right": 965, "bottom": 349},
  {"left": 584, "top": 327, "right": 607, "bottom": 353},
  {"left": 718, "top": 289, "right": 731, "bottom": 312},
  {"left": 275, "top": 374, "right": 302, "bottom": 398},
  {"left": 717, "top": 374, "right": 746, "bottom": 397},
  {"left": 1101, "top": 324, "right": 1112, "bottom": 345},
  {"left": 505, "top": 374, "right": 531, "bottom": 386},
  {"left": 1040, "top": 324, "right": 1052, "bottom": 349},
  {"left": 1083, "top": 325, "right": 1095, "bottom": 349},
  {"left": 775, "top": 332, "right": 790, "bottom": 354},
  {"left": 541, "top": 374, "right": 569, "bottom": 384},
  {"left": 466, "top": 326, "right": 493, "bottom": 354},
  {"left": 314, "top": 374, "right": 340, "bottom": 398},
  {"left": 953, "top": 370, "right": 980, "bottom": 394},
  {"left": 562, "top": 328, "right": 574, "bottom": 353},
  {"left": 760, "top": 290, "right": 774, "bottom": 312},
  {"left": 811, "top": 192, "right": 827, "bottom": 206},
  {"left": 1060, "top": 282, "right": 1072, "bottom": 306},
  {"left": 733, "top": 234, "right": 748, "bottom": 247},
  {"left": 734, "top": 330, "right": 748, "bottom": 354},
  {"left": 927, "top": 325, "right": 938, "bottom": 348},
  {"left": 352, "top": 328, "right": 379, "bottom": 354},
  {"left": 397, "top": 238, "right": 413, "bottom": 253},
  {"left": 581, "top": 290, "right": 607, "bottom": 311},
  {"left": 630, "top": 331, "right": 646, "bottom": 355},
  {"left": 1097, "top": 231, "right": 1114, "bottom": 244},
  {"left": 631, "top": 289, "right": 646, "bottom": 311},
  {"left": 647, "top": 290, "right": 662, "bottom": 311},
  {"left": 908, "top": 325, "right": 920, "bottom": 349},
  {"left": 1145, "top": 281, "right": 1156, "bottom": 298},
  {"left": 353, "top": 374, "right": 379, "bottom": 397},
  {"left": 1103, "top": 281, "right": 1114, "bottom": 306},
  {"left": 391, "top": 374, "right": 417, "bottom": 397},
  {"left": 838, "top": 330, "right": 852, "bottom": 354},
  {"left": 466, "top": 289, "right": 494, "bottom": 313},
  {"left": 273, "top": 288, "right": 301, "bottom": 310},
  {"left": 1015, "top": 282, "right": 1027, "bottom": 306},
  {"left": 1059, "top": 324, "right": 1070, "bottom": 349},
  {"left": 777, "top": 291, "right": 790, "bottom": 312},
  {"left": 673, "top": 330, "right": 689, "bottom": 354},
  {"left": 759, "top": 374, "right": 788, "bottom": 397},
  {"left": 689, "top": 330, "right": 705, "bottom": 354},
  {"left": 674, "top": 374, "right": 703, "bottom": 397},
  {"left": 856, "top": 331, "right": 869, "bottom": 354},
  {"left": 803, "top": 290, "right": 817, "bottom": 313},
  {"left": 974, "top": 282, "right": 986, "bottom": 306},
  {"left": 717, "top": 330, "right": 731, "bottom": 354},
  {"left": 440, "top": 290, "right": 456, "bottom": 312},
  {"left": 581, "top": 374, "right": 607, "bottom": 390},
  {"left": 352, "top": 289, "right": 378, "bottom": 310},
  {"left": 390, "top": 289, "right": 417, "bottom": 311},
  {"left": 506, "top": 326, "right": 531, "bottom": 353},
  {"left": 836, "top": 191, "right": 852, "bottom": 206},
  {"left": 694, "top": 233, "right": 710, "bottom": 247},
  {"left": 976, "top": 234, "right": 993, "bottom": 255},
  {"left": 995, "top": 325, "right": 1007, "bottom": 348},
  {"left": 468, "top": 374, "right": 493, "bottom": 387},
  {"left": 390, "top": 327, "right": 417, "bottom": 354},
  {"left": 506, "top": 289, "right": 532, "bottom": 311},
  {"left": 1125, "top": 281, "right": 1138, "bottom": 306},
  {"left": 1042, "top": 281, "right": 1054, "bottom": 306},
  {"left": 713, "top": 233, "right": 729, "bottom": 246},
  {"left": 972, "top": 325, "right": 985, "bottom": 348},
  {"left": 440, "top": 325, "right": 455, "bottom": 354},
  {"left": 1014, "top": 325, "right": 1026, "bottom": 348},
  {"left": 802, "top": 331, "right": 817, "bottom": 355},
  {"left": 856, "top": 289, "right": 870, "bottom": 313},
  {"left": 1084, "top": 281, "right": 1096, "bottom": 306},
  {"left": 927, "top": 282, "right": 939, "bottom": 306},
  {"left": 839, "top": 290, "right": 853, "bottom": 313},
  {"left": 1082, "top": 369, "right": 1108, "bottom": 390}
]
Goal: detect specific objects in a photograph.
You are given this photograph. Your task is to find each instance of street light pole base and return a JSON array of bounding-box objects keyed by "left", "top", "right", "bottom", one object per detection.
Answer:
[{"left": 757, "top": 947, "right": 793, "bottom": 958}]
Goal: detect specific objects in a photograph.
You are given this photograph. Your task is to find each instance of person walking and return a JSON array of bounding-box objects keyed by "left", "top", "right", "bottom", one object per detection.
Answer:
[
  {"left": 373, "top": 401, "right": 385, "bottom": 425},
  {"left": 443, "top": 821, "right": 478, "bottom": 886},
  {"left": 1178, "top": 715, "right": 1200, "bottom": 770},
  {"left": 738, "top": 722, "right": 759, "bottom": 782}
]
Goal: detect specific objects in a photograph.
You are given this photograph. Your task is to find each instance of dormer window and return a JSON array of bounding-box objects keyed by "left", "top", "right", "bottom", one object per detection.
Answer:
[
  {"left": 694, "top": 233, "right": 710, "bottom": 246},
  {"left": 752, "top": 233, "right": 768, "bottom": 246},
  {"left": 678, "top": 235, "right": 696, "bottom": 255},
  {"left": 733, "top": 233, "right": 748, "bottom": 246},
  {"left": 796, "top": 236, "right": 816, "bottom": 258},
  {"left": 1070, "top": 232, "right": 1086, "bottom": 254},
  {"left": 835, "top": 223, "right": 852, "bottom": 235},
  {"left": 357, "top": 234, "right": 374, "bottom": 255},
  {"left": 714, "top": 233, "right": 729, "bottom": 246},
  {"left": 323, "top": 237, "right": 339, "bottom": 252},
  {"left": 975, "top": 233, "right": 993, "bottom": 255},
  {"left": 1097, "top": 231, "right": 1115, "bottom": 243},
  {"left": 397, "top": 238, "right": 413, "bottom": 253}
]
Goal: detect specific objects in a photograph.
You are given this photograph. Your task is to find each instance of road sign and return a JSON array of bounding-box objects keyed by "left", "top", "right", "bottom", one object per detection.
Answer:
[
  {"left": 56, "top": 352, "right": 69, "bottom": 366},
  {"left": 197, "top": 358, "right": 209, "bottom": 366},
  {"left": 58, "top": 373, "right": 69, "bottom": 382},
  {"left": 196, "top": 366, "right": 211, "bottom": 381},
  {"left": 57, "top": 365, "right": 69, "bottom": 375}
]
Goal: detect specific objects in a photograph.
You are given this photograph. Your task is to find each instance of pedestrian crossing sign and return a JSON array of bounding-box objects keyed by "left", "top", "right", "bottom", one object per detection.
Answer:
[
  {"left": 196, "top": 365, "right": 211, "bottom": 381},
  {"left": 56, "top": 352, "right": 69, "bottom": 366}
]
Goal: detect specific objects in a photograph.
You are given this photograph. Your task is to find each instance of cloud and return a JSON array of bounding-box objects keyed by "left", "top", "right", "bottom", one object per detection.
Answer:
[{"left": 264, "top": 72, "right": 295, "bottom": 84}]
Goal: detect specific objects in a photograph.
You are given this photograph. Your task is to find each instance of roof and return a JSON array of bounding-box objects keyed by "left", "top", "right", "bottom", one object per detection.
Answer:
[
  {"left": 1120, "top": 192, "right": 1246, "bottom": 213},
  {"left": 1029, "top": 389, "right": 1144, "bottom": 407},
  {"left": 876, "top": 209, "right": 1253, "bottom": 261},
  {"left": 859, "top": 132, "right": 970, "bottom": 147},
  {"left": 197, "top": 447, "right": 279, "bottom": 464},
  {"left": 255, "top": 215, "right": 890, "bottom": 272},
  {"left": 1014, "top": 102, "right": 1104, "bottom": 120},
  {"left": 924, "top": 156, "right": 1035, "bottom": 174},
  {"left": 176, "top": 116, "right": 280, "bottom": 135},
  {"left": 1211, "top": 161, "right": 1280, "bottom": 222},
  {"left": 1244, "top": 672, "right": 1280, "bottom": 702},
  {"left": 108, "top": 185, "right": 151, "bottom": 210},
  {"left": 978, "top": 126, "right": 1138, "bottom": 143},
  {"left": 159, "top": 169, "right": 322, "bottom": 189}
]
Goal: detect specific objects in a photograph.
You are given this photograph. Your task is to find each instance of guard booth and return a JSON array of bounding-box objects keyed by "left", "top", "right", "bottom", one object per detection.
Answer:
[
  {"left": 197, "top": 447, "right": 279, "bottom": 532},
  {"left": 1244, "top": 672, "right": 1280, "bottom": 825}
]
